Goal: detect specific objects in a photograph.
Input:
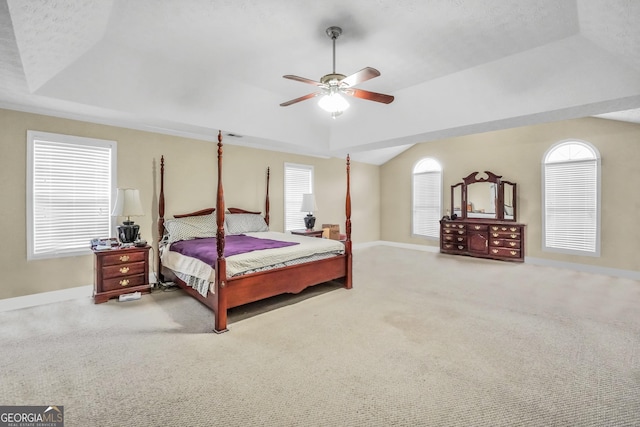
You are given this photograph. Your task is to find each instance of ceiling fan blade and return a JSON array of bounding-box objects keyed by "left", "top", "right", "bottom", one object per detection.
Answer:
[
  {"left": 344, "top": 88, "right": 394, "bottom": 104},
  {"left": 283, "top": 75, "right": 324, "bottom": 87},
  {"left": 341, "top": 67, "right": 381, "bottom": 87},
  {"left": 280, "top": 92, "right": 321, "bottom": 107}
]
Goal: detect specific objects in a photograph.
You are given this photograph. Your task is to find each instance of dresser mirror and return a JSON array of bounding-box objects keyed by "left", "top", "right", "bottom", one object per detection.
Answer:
[{"left": 452, "top": 171, "right": 517, "bottom": 222}]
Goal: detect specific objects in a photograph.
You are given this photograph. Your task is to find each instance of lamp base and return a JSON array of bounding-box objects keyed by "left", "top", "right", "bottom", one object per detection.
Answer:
[
  {"left": 304, "top": 214, "right": 316, "bottom": 231},
  {"left": 117, "top": 222, "right": 140, "bottom": 244}
]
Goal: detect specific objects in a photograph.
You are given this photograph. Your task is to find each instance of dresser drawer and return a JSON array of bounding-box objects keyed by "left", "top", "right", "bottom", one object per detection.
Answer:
[
  {"left": 102, "top": 261, "right": 146, "bottom": 279},
  {"left": 490, "top": 231, "right": 521, "bottom": 240},
  {"left": 489, "top": 247, "right": 521, "bottom": 258},
  {"left": 442, "top": 242, "right": 467, "bottom": 251},
  {"left": 102, "top": 274, "right": 147, "bottom": 292},
  {"left": 489, "top": 225, "right": 521, "bottom": 233},
  {"left": 468, "top": 224, "right": 488, "bottom": 231},
  {"left": 489, "top": 239, "right": 521, "bottom": 248},
  {"left": 100, "top": 250, "right": 147, "bottom": 266},
  {"left": 442, "top": 234, "right": 466, "bottom": 242}
]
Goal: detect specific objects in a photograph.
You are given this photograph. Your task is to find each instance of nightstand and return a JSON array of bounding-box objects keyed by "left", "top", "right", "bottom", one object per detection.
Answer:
[
  {"left": 93, "top": 245, "right": 151, "bottom": 303},
  {"left": 290, "top": 229, "right": 323, "bottom": 238}
]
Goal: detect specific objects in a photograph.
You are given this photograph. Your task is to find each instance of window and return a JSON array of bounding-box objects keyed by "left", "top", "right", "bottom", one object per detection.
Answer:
[
  {"left": 27, "top": 131, "right": 117, "bottom": 260},
  {"left": 284, "top": 163, "right": 313, "bottom": 231},
  {"left": 542, "top": 140, "right": 600, "bottom": 256},
  {"left": 412, "top": 158, "right": 442, "bottom": 238}
]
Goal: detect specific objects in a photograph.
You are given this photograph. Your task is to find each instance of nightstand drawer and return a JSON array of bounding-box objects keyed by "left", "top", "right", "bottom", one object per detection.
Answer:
[
  {"left": 100, "top": 251, "right": 147, "bottom": 266},
  {"left": 102, "top": 261, "right": 146, "bottom": 279},
  {"left": 102, "top": 274, "right": 147, "bottom": 291}
]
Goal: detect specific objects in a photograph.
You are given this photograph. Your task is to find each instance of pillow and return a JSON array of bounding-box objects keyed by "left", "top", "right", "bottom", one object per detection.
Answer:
[
  {"left": 164, "top": 212, "right": 217, "bottom": 244},
  {"left": 225, "top": 213, "right": 268, "bottom": 235}
]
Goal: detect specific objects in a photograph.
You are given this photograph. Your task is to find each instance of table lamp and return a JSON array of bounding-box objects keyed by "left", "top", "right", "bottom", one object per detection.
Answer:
[
  {"left": 112, "top": 188, "right": 144, "bottom": 244},
  {"left": 300, "top": 193, "right": 318, "bottom": 230}
]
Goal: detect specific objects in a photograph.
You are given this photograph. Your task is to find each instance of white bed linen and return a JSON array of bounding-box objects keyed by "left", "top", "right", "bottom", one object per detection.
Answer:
[{"left": 161, "top": 231, "right": 345, "bottom": 294}]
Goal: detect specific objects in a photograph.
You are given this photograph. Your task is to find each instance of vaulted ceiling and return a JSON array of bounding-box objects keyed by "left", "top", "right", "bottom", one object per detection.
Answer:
[{"left": 1, "top": 0, "right": 639, "bottom": 164}]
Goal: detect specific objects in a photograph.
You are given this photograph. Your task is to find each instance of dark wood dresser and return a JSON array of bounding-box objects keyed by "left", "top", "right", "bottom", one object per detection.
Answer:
[
  {"left": 441, "top": 170, "right": 525, "bottom": 263},
  {"left": 440, "top": 219, "right": 525, "bottom": 262},
  {"left": 93, "top": 245, "right": 151, "bottom": 303}
]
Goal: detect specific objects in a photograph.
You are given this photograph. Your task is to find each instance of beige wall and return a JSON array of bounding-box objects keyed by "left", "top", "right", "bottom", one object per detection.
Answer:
[
  {"left": 0, "top": 109, "right": 379, "bottom": 299},
  {"left": 381, "top": 117, "right": 640, "bottom": 272}
]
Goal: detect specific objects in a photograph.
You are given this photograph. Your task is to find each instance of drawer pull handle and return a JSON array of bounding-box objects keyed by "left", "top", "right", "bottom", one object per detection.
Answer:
[
  {"left": 493, "top": 240, "right": 500, "bottom": 245},
  {"left": 510, "top": 234, "right": 518, "bottom": 239},
  {"left": 119, "top": 255, "right": 130, "bottom": 262},
  {"left": 474, "top": 225, "right": 481, "bottom": 230},
  {"left": 509, "top": 242, "right": 517, "bottom": 247},
  {"left": 501, "top": 227, "right": 507, "bottom": 231},
  {"left": 493, "top": 233, "right": 499, "bottom": 237},
  {"left": 457, "top": 237, "right": 464, "bottom": 242},
  {"left": 458, "top": 245, "right": 464, "bottom": 250},
  {"left": 510, "top": 251, "right": 517, "bottom": 255},
  {"left": 510, "top": 227, "right": 517, "bottom": 231},
  {"left": 492, "top": 227, "right": 498, "bottom": 230},
  {"left": 119, "top": 267, "right": 130, "bottom": 274},
  {"left": 119, "top": 279, "right": 130, "bottom": 286},
  {"left": 492, "top": 249, "right": 499, "bottom": 254},
  {"left": 458, "top": 230, "right": 464, "bottom": 234}
]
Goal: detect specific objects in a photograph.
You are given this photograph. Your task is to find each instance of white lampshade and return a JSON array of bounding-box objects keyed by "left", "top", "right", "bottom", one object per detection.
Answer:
[
  {"left": 318, "top": 92, "right": 349, "bottom": 118},
  {"left": 300, "top": 193, "right": 318, "bottom": 213},
  {"left": 112, "top": 188, "right": 144, "bottom": 219}
]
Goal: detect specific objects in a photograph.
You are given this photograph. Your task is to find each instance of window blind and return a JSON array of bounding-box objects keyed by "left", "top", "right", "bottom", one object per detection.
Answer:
[
  {"left": 28, "top": 132, "right": 116, "bottom": 259},
  {"left": 284, "top": 163, "right": 313, "bottom": 231},
  {"left": 412, "top": 171, "right": 442, "bottom": 238},
  {"left": 544, "top": 158, "right": 599, "bottom": 254}
]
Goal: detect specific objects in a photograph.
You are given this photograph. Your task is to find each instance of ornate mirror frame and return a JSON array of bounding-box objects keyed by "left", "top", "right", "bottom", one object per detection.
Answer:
[{"left": 451, "top": 171, "right": 517, "bottom": 222}]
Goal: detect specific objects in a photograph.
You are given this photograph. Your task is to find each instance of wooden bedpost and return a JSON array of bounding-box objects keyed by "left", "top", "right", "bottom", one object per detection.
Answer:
[
  {"left": 265, "top": 167, "right": 270, "bottom": 226},
  {"left": 158, "top": 155, "right": 165, "bottom": 283},
  {"left": 344, "top": 154, "right": 353, "bottom": 289},
  {"left": 214, "top": 131, "right": 228, "bottom": 333}
]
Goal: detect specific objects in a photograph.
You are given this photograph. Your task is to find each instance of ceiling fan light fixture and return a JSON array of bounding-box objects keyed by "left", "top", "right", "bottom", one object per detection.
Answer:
[{"left": 318, "top": 92, "right": 350, "bottom": 117}]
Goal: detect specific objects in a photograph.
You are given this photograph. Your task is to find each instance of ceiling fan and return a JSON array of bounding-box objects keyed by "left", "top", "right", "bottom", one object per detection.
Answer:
[{"left": 280, "top": 26, "right": 394, "bottom": 118}]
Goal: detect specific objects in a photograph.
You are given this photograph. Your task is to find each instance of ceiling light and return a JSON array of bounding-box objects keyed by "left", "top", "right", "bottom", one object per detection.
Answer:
[{"left": 318, "top": 91, "right": 350, "bottom": 119}]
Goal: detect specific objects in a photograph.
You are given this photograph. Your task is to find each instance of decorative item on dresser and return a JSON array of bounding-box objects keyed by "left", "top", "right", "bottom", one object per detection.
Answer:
[
  {"left": 93, "top": 245, "right": 151, "bottom": 303},
  {"left": 440, "top": 171, "right": 525, "bottom": 262}
]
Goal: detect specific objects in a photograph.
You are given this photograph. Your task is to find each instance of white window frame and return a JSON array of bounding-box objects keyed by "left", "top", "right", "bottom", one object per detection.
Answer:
[
  {"left": 284, "top": 162, "right": 314, "bottom": 231},
  {"left": 542, "top": 139, "right": 601, "bottom": 257},
  {"left": 27, "top": 131, "right": 117, "bottom": 260},
  {"left": 412, "top": 158, "right": 442, "bottom": 239}
]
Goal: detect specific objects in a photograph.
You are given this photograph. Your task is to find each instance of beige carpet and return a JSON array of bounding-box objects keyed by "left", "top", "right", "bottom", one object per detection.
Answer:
[{"left": 1, "top": 246, "right": 639, "bottom": 426}]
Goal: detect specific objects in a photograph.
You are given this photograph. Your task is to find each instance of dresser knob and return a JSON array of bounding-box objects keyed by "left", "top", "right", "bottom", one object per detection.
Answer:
[
  {"left": 493, "top": 241, "right": 500, "bottom": 245},
  {"left": 492, "top": 249, "right": 499, "bottom": 254},
  {"left": 119, "top": 279, "right": 130, "bottom": 286},
  {"left": 510, "top": 234, "right": 517, "bottom": 239},
  {"left": 119, "top": 255, "right": 130, "bottom": 262},
  {"left": 510, "top": 251, "right": 517, "bottom": 255},
  {"left": 119, "top": 267, "right": 130, "bottom": 274},
  {"left": 474, "top": 225, "right": 481, "bottom": 230},
  {"left": 509, "top": 242, "right": 516, "bottom": 247}
]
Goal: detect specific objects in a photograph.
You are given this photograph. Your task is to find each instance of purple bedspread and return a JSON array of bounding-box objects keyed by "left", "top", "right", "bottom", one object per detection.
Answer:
[{"left": 169, "top": 235, "right": 299, "bottom": 266}]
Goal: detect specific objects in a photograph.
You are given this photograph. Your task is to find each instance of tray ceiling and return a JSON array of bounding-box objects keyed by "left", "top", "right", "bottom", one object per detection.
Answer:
[{"left": 1, "top": 0, "right": 639, "bottom": 164}]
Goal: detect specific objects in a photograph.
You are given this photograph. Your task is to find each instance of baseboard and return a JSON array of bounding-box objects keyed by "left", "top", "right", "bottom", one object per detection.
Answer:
[
  {"left": 0, "top": 272, "right": 159, "bottom": 313},
  {"left": 0, "top": 285, "right": 93, "bottom": 313},
  {"left": 525, "top": 256, "right": 640, "bottom": 280},
  {"left": 368, "top": 240, "right": 640, "bottom": 280}
]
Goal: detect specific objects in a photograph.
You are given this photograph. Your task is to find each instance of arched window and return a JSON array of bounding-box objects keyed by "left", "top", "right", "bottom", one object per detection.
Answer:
[
  {"left": 412, "top": 158, "right": 442, "bottom": 238},
  {"left": 542, "top": 140, "right": 600, "bottom": 256}
]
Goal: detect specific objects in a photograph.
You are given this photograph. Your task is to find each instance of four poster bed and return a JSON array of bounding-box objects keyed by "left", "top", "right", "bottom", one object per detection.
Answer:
[{"left": 157, "top": 131, "right": 353, "bottom": 333}]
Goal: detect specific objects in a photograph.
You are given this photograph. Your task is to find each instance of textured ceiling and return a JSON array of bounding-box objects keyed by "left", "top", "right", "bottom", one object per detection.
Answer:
[{"left": 1, "top": 0, "right": 639, "bottom": 164}]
